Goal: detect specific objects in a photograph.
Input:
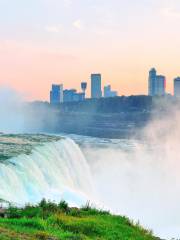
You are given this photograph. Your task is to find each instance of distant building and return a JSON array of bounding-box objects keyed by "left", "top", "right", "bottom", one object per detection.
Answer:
[
  {"left": 104, "top": 85, "right": 118, "bottom": 98},
  {"left": 74, "top": 92, "right": 85, "bottom": 102},
  {"left": 81, "top": 82, "right": 87, "bottom": 98},
  {"left": 50, "top": 84, "right": 63, "bottom": 104},
  {"left": 174, "top": 77, "right": 180, "bottom": 97},
  {"left": 148, "top": 68, "right": 166, "bottom": 96},
  {"left": 91, "top": 74, "right": 102, "bottom": 98},
  {"left": 63, "top": 89, "right": 85, "bottom": 102},
  {"left": 148, "top": 68, "right": 157, "bottom": 96},
  {"left": 63, "top": 89, "right": 77, "bottom": 102},
  {"left": 156, "top": 75, "right": 166, "bottom": 96},
  {"left": 104, "top": 85, "right": 111, "bottom": 97}
]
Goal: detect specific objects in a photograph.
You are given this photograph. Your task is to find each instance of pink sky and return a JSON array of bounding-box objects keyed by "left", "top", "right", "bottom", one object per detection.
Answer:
[
  {"left": 0, "top": 0, "right": 180, "bottom": 100},
  {"left": 0, "top": 40, "right": 176, "bottom": 101}
]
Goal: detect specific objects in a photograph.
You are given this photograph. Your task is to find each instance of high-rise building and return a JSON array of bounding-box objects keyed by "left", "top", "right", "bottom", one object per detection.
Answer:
[
  {"left": 148, "top": 68, "right": 157, "bottom": 96},
  {"left": 174, "top": 77, "right": 180, "bottom": 97},
  {"left": 156, "top": 75, "right": 166, "bottom": 96},
  {"left": 104, "top": 85, "right": 118, "bottom": 98},
  {"left": 91, "top": 74, "right": 102, "bottom": 98},
  {"left": 50, "top": 84, "right": 63, "bottom": 104},
  {"left": 148, "top": 68, "right": 166, "bottom": 96}
]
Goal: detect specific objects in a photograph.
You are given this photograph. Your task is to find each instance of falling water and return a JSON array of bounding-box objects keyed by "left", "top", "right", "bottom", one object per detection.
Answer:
[{"left": 0, "top": 138, "right": 94, "bottom": 206}]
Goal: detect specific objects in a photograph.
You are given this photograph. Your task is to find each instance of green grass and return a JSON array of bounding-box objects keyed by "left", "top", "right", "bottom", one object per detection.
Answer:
[{"left": 0, "top": 200, "right": 161, "bottom": 240}]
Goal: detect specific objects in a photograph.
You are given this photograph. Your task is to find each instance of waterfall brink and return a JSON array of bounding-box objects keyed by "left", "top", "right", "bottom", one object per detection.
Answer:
[{"left": 0, "top": 138, "right": 94, "bottom": 206}]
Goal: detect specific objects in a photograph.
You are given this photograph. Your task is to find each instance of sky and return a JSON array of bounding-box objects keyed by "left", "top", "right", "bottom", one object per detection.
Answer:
[{"left": 0, "top": 0, "right": 180, "bottom": 100}]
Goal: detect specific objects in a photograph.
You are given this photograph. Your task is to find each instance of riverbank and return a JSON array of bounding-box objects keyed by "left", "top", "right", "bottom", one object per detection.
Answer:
[{"left": 0, "top": 200, "right": 161, "bottom": 240}]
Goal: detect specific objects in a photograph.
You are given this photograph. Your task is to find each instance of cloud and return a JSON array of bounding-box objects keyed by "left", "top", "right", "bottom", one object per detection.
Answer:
[
  {"left": 44, "top": 25, "right": 63, "bottom": 33},
  {"left": 73, "top": 19, "right": 83, "bottom": 30},
  {"left": 161, "top": 7, "right": 180, "bottom": 18}
]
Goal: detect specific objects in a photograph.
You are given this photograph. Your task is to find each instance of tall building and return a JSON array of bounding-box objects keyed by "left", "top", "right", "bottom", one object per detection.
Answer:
[
  {"left": 148, "top": 68, "right": 166, "bottom": 96},
  {"left": 148, "top": 68, "right": 157, "bottom": 96},
  {"left": 104, "top": 85, "right": 117, "bottom": 98},
  {"left": 91, "top": 74, "right": 102, "bottom": 98},
  {"left": 50, "top": 84, "right": 63, "bottom": 104},
  {"left": 156, "top": 75, "right": 166, "bottom": 96},
  {"left": 174, "top": 77, "right": 180, "bottom": 97}
]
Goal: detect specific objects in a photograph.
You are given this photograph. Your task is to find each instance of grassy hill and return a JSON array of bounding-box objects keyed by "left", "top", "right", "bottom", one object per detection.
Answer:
[{"left": 0, "top": 200, "right": 161, "bottom": 240}]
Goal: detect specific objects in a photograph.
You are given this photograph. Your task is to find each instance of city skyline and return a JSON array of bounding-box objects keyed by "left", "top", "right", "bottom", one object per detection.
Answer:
[
  {"left": 1, "top": 0, "right": 180, "bottom": 100},
  {"left": 49, "top": 69, "right": 180, "bottom": 104}
]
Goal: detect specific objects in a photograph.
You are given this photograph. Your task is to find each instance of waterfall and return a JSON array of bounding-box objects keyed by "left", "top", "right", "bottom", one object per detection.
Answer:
[{"left": 0, "top": 138, "right": 94, "bottom": 206}]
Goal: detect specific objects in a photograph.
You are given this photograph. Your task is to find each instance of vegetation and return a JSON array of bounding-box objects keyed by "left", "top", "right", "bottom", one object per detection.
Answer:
[
  {"left": 0, "top": 199, "right": 161, "bottom": 240},
  {"left": 47, "top": 95, "right": 153, "bottom": 113}
]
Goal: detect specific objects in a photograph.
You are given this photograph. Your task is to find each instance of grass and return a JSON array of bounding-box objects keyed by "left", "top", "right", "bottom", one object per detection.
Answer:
[{"left": 0, "top": 199, "right": 161, "bottom": 240}]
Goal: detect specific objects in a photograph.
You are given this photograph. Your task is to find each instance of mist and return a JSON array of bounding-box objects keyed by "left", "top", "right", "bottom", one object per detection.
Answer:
[
  {"left": 0, "top": 87, "right": 180, "bottom": 238},
  {"left": 0, "top": 87, "right": 25, "bottom": 133},
  {"left": 83, "top": 104, "right": 180, "bottom": 239},
  {"left": 0, "top": 87, "right": 60, "bottom": 134}
]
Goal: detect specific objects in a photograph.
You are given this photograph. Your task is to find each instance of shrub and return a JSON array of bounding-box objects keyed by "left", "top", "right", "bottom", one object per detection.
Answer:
[
  {"left": 39, "top": 199, "right": 58, "bottom": 218},
  {"left": 22, "top": 205, "right": 42, "bottom": 218},
  {"left": 81, "top": 202, "right": 110, "bottom": 216},
  {"left": 58, "top": 200, "right": 69, "bottom": 213},
  {"left": 6, "top": 206, "right": 22, "bottom": 219},
  {"left": 39, "top": 199, "right": 47, "bottom": 209},
  {"left": 69, "top": 208, "right": 81, "bottom": 217}
]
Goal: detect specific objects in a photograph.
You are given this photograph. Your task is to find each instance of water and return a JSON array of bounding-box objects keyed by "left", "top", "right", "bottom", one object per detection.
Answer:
[
  {"left": 0, "top": 133, "right": 179, "bottom": 239},
  {"left": 0, "top": 134, "right": 93, "bottom": 206},
  {"left": 56, "top": 133, "right": 180, "bottom": 240}
]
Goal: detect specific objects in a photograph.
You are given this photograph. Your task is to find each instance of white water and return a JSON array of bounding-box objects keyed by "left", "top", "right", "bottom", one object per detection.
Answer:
[
  {"left": 0, "top": 138, "right": 94, "bottom": 206},
  {"left": 0, "top": 132, "right": 179, "bottom": 239}
]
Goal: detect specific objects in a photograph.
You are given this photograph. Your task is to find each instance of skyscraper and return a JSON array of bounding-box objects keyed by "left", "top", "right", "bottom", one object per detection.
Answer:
[
  {"left": 148, "top": 68, "right": 157, "bottom": 96},
  {"left": 148, "top": 68, "right": 166, "bottom": 96},
  {"left": 91, "top": 74, "right": 102, "bottom": 98},
  {"left": 174, "top": 77, "right": 180, "bottom": 97},
  {"left": 156, "top": 75, "right": 166, "bottom": 96},
  {"left": 50, "top": 84, "right": 63, "bottom": 104}
]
